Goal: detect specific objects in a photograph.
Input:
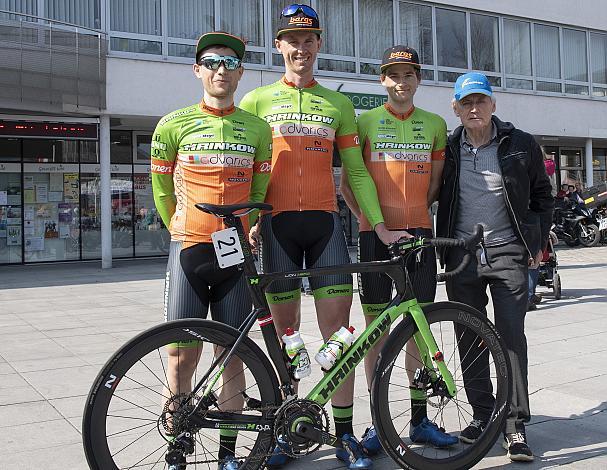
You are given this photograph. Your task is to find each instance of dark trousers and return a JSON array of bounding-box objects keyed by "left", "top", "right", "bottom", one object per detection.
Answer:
[{"left": 446, "top": 241, "right": 530, "bottom": 434}]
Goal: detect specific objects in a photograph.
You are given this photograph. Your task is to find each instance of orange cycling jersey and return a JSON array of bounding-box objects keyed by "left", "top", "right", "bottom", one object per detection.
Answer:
[
  {"left": 151, "top": 102, "right": 272, "bottom": 245},
  {"left": 240, "top": 77, "right": 383, "bottom": 227},
  {"left": 358, "top": 104, "right": 447, "bottom": 231}
]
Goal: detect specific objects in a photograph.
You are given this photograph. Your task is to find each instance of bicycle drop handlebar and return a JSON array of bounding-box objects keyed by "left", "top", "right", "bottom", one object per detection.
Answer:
[{"left": 389, "top": 224, "right": 485, "bottom": 283}]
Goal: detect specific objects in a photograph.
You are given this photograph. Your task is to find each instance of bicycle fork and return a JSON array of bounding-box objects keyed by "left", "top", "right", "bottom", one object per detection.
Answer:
[{"left": 407, "top": 304, "right": 458, "bottom": 398}]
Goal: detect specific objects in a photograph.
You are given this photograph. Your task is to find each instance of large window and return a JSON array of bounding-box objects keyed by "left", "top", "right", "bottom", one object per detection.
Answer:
[
  {"left": 399, "top": 2, "right": 433, "bottom": 66},
  {"left": 591, "top": 33, "right": 607, "bottom": 97},
  {"left": 563, "top": 28, "right": 588, "bottom": 95},
  {"left": 436, "top": 8, "right": 467, "bottom": 72},
  {"left": 471, "top": 14, "right": 499, "bottom": 73},
  {"left": 110, "top": 0, "right": 162, "bottom": 54},
  {"left": 317, "top": 0, "right": 355, "bottom": 73},
  {"left": 504, "top": 19, "right": 532, "bottom": 89},
  {"left": 534, "top": 24, "right": 561, "bottom": 93},
  {"left": 45, "top": 0, "right": 100, "bottom": 29},
  {"left": 359, "top": 0, "right": 393, "bottom": 74}
]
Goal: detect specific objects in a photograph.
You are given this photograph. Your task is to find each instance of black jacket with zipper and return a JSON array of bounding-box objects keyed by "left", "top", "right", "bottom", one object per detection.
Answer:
[{"left": 436, "top": 115, "right": 554, "bottom": 265}]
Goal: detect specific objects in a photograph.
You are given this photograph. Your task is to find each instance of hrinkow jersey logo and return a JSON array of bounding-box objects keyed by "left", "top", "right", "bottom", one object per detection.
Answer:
[
  {"left": 181, "top": 142, "right": 257, "bottom": 154},
  {"left": 374, "top": 142, "right": 432, "bottom": 150},
  {"left": 264, "top": 113, "right": 335, "bottom": 124}
]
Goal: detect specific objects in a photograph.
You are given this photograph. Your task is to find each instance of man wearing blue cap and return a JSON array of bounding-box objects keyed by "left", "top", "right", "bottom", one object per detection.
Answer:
[{"left": 436, "top": 72, "right": 554, "bottom": 462}]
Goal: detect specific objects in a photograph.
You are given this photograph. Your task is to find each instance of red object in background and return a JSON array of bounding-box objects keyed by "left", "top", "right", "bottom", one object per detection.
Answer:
[{"left": 544, "top": 159, "right": 556, "bottom": 177}]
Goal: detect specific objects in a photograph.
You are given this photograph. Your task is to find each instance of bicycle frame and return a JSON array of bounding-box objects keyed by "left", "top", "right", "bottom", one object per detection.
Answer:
[{"left": 188, "top": 213, "right": 458, "bottom": 416}]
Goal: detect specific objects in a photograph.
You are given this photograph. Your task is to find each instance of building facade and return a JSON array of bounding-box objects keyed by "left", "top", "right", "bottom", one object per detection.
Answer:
[{"left": 1, "top": 0, "right": 607, "bottom": 265}]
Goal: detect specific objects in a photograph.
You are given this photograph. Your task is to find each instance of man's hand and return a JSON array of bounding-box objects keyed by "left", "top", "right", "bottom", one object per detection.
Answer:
[
  {"left": 374, "top": 222, "right": 413, "bottom": 245},
  {"left": 529, "top": 249, "right": 542, "bottom": 268},
  {"left": 249, "top": 223, "right": 261, "bottom": 252}
]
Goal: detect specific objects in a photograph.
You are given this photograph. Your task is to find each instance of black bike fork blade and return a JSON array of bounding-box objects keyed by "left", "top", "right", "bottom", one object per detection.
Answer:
[{"left": 294, "top": 422, "right": 344, "bottom": 449}]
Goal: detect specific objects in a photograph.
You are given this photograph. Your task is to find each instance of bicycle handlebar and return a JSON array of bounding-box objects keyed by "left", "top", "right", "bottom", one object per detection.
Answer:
[
  {"left": 389, "top": 224, "right": 485, "bottom": 282},
  {"left": 433, "top": 224, "right": 484, "bottom": 282}
]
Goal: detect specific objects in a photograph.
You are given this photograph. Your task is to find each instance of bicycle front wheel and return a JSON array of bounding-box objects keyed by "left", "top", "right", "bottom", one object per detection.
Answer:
[
  {"left": 372, "top": 302, "right": 511, "bottom": 470},
  {"left": 83, "top": 319, "right": 281, "bottom": 470}
]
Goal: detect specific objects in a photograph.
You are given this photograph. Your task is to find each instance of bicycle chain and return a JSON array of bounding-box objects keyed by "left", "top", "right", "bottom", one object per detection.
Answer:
[{"left": 170, "top": 403, "right": 281, "bottom": 465}]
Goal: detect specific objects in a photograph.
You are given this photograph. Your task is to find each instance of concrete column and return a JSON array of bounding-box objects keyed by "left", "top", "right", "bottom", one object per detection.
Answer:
[
  {"left": 99, "top": 114, "right": 112, "bottom": 269},
  {"left": 585, "top": 138, "right": 594, "bottom": 188}
]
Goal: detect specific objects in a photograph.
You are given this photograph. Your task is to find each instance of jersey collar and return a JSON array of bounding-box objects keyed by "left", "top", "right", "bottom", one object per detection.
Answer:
[
  {"left": 384, "top": 103, "right": 415, "bottom": 121},
  {"left": 281, "top": 76, "right": 317, "bottom": 89},
  {"left": 199, "top": 100, "right": 236, "bottom": 117}
]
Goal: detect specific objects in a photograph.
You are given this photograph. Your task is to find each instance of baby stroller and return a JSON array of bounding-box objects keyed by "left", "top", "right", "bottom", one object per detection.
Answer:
[{"left": 537, "top": 231, "right": 561, "bottom": 299}]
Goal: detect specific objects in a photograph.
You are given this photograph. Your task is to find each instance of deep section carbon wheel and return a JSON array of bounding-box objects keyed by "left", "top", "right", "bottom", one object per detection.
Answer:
[
  {"left": 83, "top": 319, "right": 281, "bottom": 470},
  {"left": 372, "top": 302, "right": 511, "bottom": 470}
]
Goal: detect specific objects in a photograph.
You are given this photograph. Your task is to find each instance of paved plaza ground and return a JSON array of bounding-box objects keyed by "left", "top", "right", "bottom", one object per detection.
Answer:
[{"left": 0, "top": 244, "right": 606, "bottom": 469}]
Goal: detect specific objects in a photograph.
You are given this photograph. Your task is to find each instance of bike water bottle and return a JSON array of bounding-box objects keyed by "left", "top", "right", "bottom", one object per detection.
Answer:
[
  {"left": 282, "top": 328, "right": 311, "bottom": 379},
  {"left": 315, "top": 326, "right": 356, "bottom": 370}
]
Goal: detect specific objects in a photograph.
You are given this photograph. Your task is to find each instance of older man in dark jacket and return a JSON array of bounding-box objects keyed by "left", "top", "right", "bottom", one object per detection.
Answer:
[{"left": 436, "top": 72, "right": 554, "bottom": 462}]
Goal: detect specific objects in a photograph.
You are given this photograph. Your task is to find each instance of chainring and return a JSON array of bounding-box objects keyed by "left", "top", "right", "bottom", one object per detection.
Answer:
[{"left": 273, "top": 399, "right": 329, "bottom": 458}]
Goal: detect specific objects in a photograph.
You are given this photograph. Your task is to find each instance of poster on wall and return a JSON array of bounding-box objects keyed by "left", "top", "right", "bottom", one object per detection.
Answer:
[
  {"left": 49, "top": 173, "right": 63, "bottom": 192},
  {"left": 35, "top": 184, "right": 48, "bottom": 203},
  {"left": 59, "top": 224, "right": 70, "bottom": 239},
  {"left": 24, "top": 189, "right": 35, "bottom": 203},
  {"left": 58, "top": 203, "right": 73, "bottom": 223},
  {"left": 25, "top": 236, "right": 44, "bottom": 251},
  {"left": 48, "top": 192, "right": 63, "bottom": 202},
  {"left": 7, "top": 186, "right": 21, "bottom": 205},
  {"left": 0, "top": 191, "right": 7, "bottom": 205},
  {"left": 24, "top": 175, "right": 34, "bottom": 190},
  {"left": 7, "top": 207, "right": 21, "bottom": 225},
  {"left": 64, "top": 173, "right": 79, "bottom": 201},
  {"left": 7, "top": 226, "right": 21, "bottom": 245}
]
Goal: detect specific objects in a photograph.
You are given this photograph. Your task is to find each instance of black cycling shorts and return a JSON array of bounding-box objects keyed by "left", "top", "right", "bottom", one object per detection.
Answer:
[
  {"left": 259, "top": 211, "right": 352, "bottom": 302},
  {"left": 358, "top": 228, "right": 437, "bottom": 314},
  {"left": 163, "top": 241, "right": 251, "bottom": 328}
]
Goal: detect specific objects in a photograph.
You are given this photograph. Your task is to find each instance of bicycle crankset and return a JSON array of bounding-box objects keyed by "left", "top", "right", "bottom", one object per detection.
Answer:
[{"left": 273, "top": 399, "right": 330, "bottom": 457}]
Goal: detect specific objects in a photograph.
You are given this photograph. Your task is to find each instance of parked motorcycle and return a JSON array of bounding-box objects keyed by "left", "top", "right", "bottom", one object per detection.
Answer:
[
  {"left": 592, "top": 206, "right": 607, "bottom": 244},
  {"left": 553, "top": 200, "right": 600, "bottom": 247}
]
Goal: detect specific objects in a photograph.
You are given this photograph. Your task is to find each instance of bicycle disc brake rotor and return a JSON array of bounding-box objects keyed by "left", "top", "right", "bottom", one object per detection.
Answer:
[
  {"left": 273, "top": 399, "right": 329, "bottom": 458},
  {"left": 160, "top": 393, "right": 196, "bottom": 437}
]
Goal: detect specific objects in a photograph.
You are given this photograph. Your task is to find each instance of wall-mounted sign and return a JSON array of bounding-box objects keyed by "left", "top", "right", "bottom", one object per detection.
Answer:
[{"left": 0, "top": 121, "right": 98, "bottom": 139}]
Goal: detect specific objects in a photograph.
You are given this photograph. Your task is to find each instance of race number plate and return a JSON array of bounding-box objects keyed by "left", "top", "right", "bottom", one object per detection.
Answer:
[
  {"left": 211, "top": 227, "right": 244, "bottom": 268},
  {"left": 599, "top": 218, "right": 607, "bottom": 231}
]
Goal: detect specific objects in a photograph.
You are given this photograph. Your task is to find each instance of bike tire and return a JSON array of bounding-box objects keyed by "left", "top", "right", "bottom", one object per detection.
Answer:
[
  {"left": 578, "top": 224, "right": 600, "bottom": 247},
  {"left": 371, "top": 302, "right": 511, "bottom": 470},
  {"left": 553, "top": 273, "right": 562, "bottom": 300},
  {"left": 83, "top": 319, "right": 281, "bottom": 470}
]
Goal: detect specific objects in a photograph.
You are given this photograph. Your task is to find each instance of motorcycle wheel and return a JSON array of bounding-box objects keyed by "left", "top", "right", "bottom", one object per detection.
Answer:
[{"left": 578, "top": 224, "right": 600, "bottom": 247}]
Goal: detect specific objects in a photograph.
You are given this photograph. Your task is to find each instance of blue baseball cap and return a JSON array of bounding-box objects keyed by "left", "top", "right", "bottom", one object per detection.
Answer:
[{"left": 454, "top": 72, "right": 493, "bottom": 101}]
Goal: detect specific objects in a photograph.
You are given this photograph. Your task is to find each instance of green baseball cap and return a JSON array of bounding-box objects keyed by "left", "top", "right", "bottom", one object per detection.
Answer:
[{"left": 196, "top": 32, "right": 245, "bottom": 60}]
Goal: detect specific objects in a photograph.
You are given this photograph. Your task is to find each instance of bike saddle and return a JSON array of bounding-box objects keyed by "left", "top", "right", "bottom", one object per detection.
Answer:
[{"left": 195, "top": 202, "right": 273, "bottom": 217}]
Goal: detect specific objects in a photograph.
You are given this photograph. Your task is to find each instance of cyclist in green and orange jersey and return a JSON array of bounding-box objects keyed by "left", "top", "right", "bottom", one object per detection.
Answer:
[
  {"left": 240, "top": 4, "right": 408, "bottom": 469},
  {"left": 340, "top": 46, "right": 458, "bottom": 449},
  {"left": 151, "top": 31, "right": 272, "bottom": 470}
]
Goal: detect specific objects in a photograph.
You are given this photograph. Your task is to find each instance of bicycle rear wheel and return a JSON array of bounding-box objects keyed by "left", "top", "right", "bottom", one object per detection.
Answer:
[
  {"left": 83, "top": 319, "right": 281, "bottom": 470},
  {"left": 372, "top": 302, "right": 511, "bottom": 470}
]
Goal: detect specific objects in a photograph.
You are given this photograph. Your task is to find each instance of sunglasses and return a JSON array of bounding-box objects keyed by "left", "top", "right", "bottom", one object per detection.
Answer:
[
  {"left": 199, "top": 54, "right": 242, "bottom": 71},
  {"left": 281, "top": 3, "right": 318, "bottom": 19}
]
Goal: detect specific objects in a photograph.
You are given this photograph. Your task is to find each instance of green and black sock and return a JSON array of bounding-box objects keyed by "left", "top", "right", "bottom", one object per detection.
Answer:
[
  {"left": 218, "top": 429, "right": 238, "bottom": 460},
  {"left": 333, "top": 404, "right": 354, "bottom": 437},
  {"left": 410, "top": 387, "right": 427, "bottom": 427}
]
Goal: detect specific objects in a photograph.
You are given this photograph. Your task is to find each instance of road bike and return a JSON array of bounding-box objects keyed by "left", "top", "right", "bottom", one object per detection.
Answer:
[{"left": 83, "top": 202, "right": 511, "bottom": 470}]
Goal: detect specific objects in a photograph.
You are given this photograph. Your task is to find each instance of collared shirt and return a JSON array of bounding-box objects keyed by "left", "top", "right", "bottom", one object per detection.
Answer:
[{"left": 454, "top": 122, "right": 517, "bottom": 246}]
